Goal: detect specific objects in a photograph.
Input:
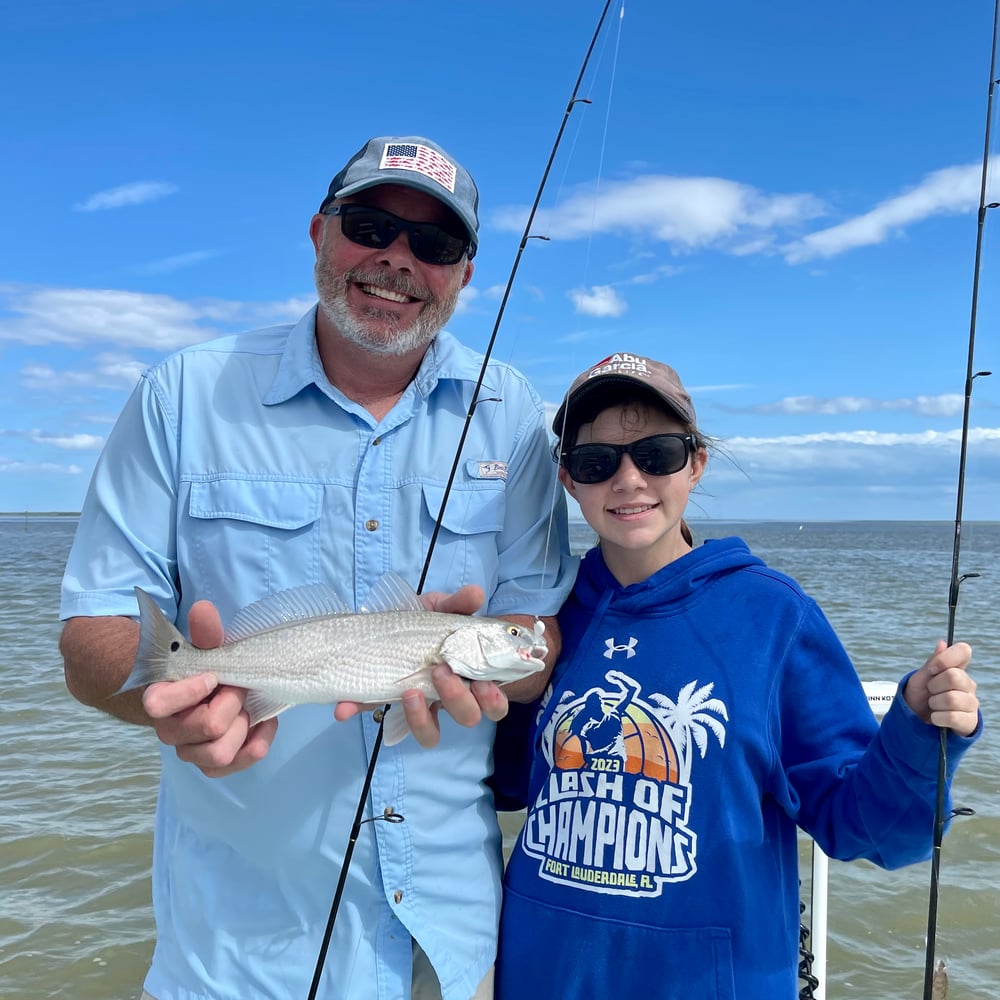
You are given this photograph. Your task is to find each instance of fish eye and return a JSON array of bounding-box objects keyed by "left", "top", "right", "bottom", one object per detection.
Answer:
[{"left": 506, "top": 625, "right": 521, "bottom": 636}]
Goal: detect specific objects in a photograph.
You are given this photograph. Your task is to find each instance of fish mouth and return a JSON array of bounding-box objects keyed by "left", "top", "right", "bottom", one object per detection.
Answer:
[{"left": 528, "top": 619, "right": 548, "bottom": 660}]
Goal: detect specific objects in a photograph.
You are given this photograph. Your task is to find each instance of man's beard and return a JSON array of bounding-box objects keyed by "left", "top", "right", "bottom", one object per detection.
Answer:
[{"left": 315, "top": 256, "right": 462, "bottom": 357}]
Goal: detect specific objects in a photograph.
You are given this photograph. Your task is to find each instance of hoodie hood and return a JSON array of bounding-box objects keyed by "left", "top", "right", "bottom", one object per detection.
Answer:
[{"left": 572, "top": 536, "right": 765, "bottom": 617}]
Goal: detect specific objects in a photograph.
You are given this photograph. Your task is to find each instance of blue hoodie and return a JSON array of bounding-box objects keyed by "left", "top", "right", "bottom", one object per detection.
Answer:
[{"left": 496, "top": 538, "right": 980, "bottom": 999}]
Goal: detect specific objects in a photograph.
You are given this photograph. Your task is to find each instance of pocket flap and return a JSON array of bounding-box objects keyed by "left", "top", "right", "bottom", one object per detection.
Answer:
[
  {"left": 422, "top": 481, "right": 505, "bottom": 535},
  {"left": 188, "top": 479, "right": 323, "bottom": 530}
]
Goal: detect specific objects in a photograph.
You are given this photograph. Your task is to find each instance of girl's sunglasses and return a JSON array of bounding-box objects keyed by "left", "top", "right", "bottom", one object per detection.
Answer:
[
  {"left": 322, "top": 204, "right": 474, "bottom": 265},
  {"left": 559, "top": 433, "right": 696, "bottom": 484}
]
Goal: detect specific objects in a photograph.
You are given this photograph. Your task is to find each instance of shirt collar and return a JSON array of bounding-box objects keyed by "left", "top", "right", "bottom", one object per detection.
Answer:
[
  {"left": 262, "top": 305, "right": 489, "bottom": 407},
  {"left": 263, "top": 305, "right": 327, "bottom": 406}
]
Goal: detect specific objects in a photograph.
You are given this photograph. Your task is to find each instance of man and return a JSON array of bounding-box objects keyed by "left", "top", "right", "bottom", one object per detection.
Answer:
[{"left": 60, "top": 135, "right": 576, "bottom": 1000}]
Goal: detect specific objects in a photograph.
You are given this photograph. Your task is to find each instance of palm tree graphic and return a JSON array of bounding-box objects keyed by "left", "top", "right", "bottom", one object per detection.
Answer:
[{"left": 648, "top": 680, "right": 728, "bottom": 785}]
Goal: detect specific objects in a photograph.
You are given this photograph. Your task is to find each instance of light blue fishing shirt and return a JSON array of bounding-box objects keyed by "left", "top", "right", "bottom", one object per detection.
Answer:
[{"left": 60, "top": 307, "right": 576, "bottom": 1000}]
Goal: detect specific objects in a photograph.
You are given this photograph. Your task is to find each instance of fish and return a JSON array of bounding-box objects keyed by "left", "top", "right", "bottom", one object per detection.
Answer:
[
  {"left": 932, "top": 958, "right": 948, "bottom": 1000},
  {"left": 116, "top": 572, "right": 548, "bottom": 745}
]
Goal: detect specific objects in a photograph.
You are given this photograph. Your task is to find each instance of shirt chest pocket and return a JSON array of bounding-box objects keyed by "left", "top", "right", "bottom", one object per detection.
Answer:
[
  {"left": 184, "top": 478, "right": 324, "bottom": 599},
  {"left": 419, "top": 481, "right": 505, "bottom": 595}
]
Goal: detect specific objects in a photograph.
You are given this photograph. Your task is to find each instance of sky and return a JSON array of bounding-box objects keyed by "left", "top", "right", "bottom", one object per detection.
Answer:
[{"left": 1, "top": 0, "right": 999, "bottom": 522}]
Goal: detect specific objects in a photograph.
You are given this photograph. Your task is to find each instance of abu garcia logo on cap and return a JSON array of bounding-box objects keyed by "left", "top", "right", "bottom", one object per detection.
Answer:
[{"left": 588, "top": 352, "right": 653, "bottom": 380}]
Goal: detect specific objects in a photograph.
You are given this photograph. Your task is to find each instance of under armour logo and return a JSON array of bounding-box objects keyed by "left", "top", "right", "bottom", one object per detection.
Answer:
[{"left": 603, "top": 636, "right": 638, "bottom": 659}]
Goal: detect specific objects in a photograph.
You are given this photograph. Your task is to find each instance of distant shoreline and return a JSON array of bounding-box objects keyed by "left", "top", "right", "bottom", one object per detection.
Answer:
[
  {"left": 2, "top": 512, "right": 997, "bottom": 526},
  {"left": 1, "top": 511, "right": 81, "bottom": 517}
]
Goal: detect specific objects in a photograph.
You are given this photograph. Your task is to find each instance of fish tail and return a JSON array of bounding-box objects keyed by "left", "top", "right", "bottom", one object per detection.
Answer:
[{"left": 116, "top": 587, "right": 191, "bottom": 693}]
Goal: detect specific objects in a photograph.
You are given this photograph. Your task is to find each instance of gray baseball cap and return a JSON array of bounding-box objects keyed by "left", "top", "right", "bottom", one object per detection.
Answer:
[
  {"left": 553, "top": 352, "right": 697, "bottom": 435},
  {"left": 320, "top": 136, "right": 479, "bottom": 254}
]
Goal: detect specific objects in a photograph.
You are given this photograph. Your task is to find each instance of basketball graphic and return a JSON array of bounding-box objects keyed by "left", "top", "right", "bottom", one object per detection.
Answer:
[{"left": 553, "top": 697, "right": 679, "bottom": 784}]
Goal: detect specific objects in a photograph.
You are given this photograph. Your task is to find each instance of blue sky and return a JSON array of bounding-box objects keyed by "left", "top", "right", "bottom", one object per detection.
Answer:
[{"left": 2, "top": 0, "right": 998, "bottom": 521}]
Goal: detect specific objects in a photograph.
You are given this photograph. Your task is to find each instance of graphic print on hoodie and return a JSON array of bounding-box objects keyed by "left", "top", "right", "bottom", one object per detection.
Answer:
[{"left": 523, "top": 661, "right": 729, "bottom": 894}]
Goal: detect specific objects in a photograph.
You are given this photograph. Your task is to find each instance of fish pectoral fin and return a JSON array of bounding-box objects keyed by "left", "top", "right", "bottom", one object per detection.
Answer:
[
  {"left": 244, "top": 690, "right": 292, "bottom": 727},
  {"left": 395, "top": 665, "right": 435, "bottom": 687},
  {"left": 381, "top": 704, "right": 413, "bottom": 746}
]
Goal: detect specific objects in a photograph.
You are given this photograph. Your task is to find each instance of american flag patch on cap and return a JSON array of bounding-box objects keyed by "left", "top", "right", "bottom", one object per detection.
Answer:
[{"left": 380, "top": 143, "right": 457, "bottom": 193}]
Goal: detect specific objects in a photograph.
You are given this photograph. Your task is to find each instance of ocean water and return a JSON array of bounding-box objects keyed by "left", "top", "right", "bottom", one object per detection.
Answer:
[{"left": 0, "top": 516, "right": 997, "bottom": 998}]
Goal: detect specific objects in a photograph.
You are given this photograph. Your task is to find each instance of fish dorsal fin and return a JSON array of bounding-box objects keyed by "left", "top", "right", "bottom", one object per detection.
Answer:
[
  {"left": 224, "top": 584, "right": 351, "bottom": 642},
  {"left": 359, "top": 571, "right": 424, "bottom": 614}
]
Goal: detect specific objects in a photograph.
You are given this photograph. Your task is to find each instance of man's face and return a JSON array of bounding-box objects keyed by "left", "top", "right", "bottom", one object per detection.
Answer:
[{"left": 311, "top": 183, "right": 474, "bottom": 356}]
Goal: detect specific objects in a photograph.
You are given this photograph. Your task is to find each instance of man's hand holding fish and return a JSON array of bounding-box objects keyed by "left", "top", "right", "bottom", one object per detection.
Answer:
[{"left": 141, "top": 601, "right": 277, "bottom": 780}]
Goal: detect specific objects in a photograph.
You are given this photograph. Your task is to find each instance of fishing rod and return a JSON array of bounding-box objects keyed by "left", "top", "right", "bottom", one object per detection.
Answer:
[
  {"left": 306, "top": 3, "right": 620, "bottom": 995},
  {"left": 921, "top": 3, "right": 998, "bottom": 997}
]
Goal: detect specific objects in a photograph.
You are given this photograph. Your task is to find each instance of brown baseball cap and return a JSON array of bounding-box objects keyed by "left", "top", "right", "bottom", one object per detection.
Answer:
[{"left": 552, "top": 352, "right": 696, "bottom": 435}]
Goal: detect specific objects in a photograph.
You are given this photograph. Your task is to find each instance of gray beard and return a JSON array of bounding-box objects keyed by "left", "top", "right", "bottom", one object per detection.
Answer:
[{"left": 315, "top": 264, "right": 460, "bottom": 358}]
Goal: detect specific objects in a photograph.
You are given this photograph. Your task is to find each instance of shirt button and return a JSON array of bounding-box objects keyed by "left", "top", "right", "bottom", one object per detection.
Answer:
[
  {"left": 373, "top": 708, "right": 384, "bottom": 723},
  {"left": 372, "top": 436, "right": 382, "bottom": 446},
  {"left": 365, "top": 519, "right": 379, "bottom": 532},
  {"left": 393, "top": 890, "right": 404, "bottom": 904}
]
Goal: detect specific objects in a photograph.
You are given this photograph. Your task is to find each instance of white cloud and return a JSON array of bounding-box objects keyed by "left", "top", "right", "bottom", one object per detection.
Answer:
[
  {"left": 728, "top": 427, "right": 994, "bottom": 449},
  {"left": 26, "top": 430, "right": 104, "bottom": 450},
  {"left": 746, "top": 394, "right": 966, "bottom": 418},
  {"left": 569, "top": 285, "right": 627, "bottom": 317},
  {"left": 75, "top": 181, "right": 178, "bottom": 212},
  {"left": 713, "top": 426, "right": 1000, "bottom": 479},
  {"left": 480, "top": 282, "right": 544, "bottom": 303},
  {"left": 452, "top": 284, "right": 479, "bottom": 315},
  {"left": 784, "top": 164, "right": 982, "bottom": 263},
  {"left": 21, "top": 353, "right": 148, "bottom": 391},
  {"left": 0, "top": 458, "right": 83, "bottom": 475},
  {"left": 493, "top": 175, "right": 825, "bottom": 252},
  {"left": 0, "top": 287, "right": 218, "bottom": 349},
  {"left": 491, "top": 163, "right": 987, "bottom": 267},
  {"left": 0, "top": 284, "right": 312, "bottom": 350}
]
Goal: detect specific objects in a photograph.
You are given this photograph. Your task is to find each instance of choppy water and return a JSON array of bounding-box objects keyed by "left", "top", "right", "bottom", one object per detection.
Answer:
[{"left": 1, "top": 517, "right": 997, "bottom": 998}]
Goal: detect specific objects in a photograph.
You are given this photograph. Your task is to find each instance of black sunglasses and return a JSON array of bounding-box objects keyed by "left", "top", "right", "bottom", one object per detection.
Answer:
[
  {"left": 559, "top": 433, "right": 696, "bottom": 484},
  {"left": 322, "top": 204, "right": 474, "bottom": 265}
]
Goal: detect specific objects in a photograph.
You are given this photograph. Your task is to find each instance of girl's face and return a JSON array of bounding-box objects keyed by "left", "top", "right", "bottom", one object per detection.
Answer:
[{"left": 560, "top": 402, "right": 706, "bottom": 587}]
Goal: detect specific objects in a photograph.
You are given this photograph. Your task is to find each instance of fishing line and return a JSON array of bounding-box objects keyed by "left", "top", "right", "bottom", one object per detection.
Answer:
[
  {"left": 534, "top": 8, "right": 627, "bottom": 576},
  {"left": 306, "top": 3, "right": 622, "bottom": 995},
  {"left": 921, "top": 3, "right": 998, "bottom": 997},
  {"left": 525, "top": 0, "right": 623, "bottom": 292},
  {"left": 580, "top": 0, "right": 625, "bottom": 280}
]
